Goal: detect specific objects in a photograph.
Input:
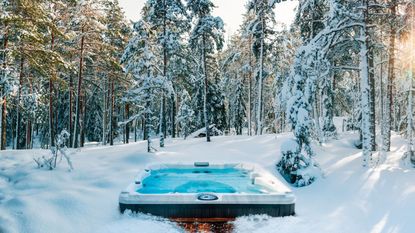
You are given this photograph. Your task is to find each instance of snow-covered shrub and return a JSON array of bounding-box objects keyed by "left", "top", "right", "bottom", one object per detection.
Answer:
[
  {"left": 277, "top": 138, "right": 320, "bottom": 187},
  {"left": 33, "top": 130, "right": 73, "bottom": 171}
]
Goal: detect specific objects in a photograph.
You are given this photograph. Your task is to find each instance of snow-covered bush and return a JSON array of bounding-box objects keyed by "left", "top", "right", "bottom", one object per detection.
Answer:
[
  {"left": 277, "top": 138, "right": 320, "bottom": 187},
  {"left": 34, "top": 130, "right": 73, "bottom": 171}
]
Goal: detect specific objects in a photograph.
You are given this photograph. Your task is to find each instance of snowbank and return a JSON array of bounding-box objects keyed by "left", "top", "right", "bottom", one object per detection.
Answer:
[{"left": 0, "top": 132, "right": 414, "bottom": 233}]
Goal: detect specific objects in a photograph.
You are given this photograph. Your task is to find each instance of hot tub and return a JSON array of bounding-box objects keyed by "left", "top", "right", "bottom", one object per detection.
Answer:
[{"left": 119, "top": 162, "right": 295, "bottom": 218}]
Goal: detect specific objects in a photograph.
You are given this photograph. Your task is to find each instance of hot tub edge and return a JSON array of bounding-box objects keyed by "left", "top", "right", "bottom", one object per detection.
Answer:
[{"left": 119, "top": 203, "right": 295, "bottom": 218}]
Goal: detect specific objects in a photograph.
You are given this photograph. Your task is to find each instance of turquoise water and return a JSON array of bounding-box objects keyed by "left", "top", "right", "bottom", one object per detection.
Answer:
[{"left": 137, "top": 168, "right": 272, "bottom": 194}]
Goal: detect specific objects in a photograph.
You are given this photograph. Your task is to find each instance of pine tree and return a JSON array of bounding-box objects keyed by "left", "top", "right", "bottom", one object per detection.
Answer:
[
  {"left": 142, "top": 0, "right": 190, "bottom": 138},
  {"left": 221, "top": 35, "right": 247, "bottom": 135},
  {"left": 122, "top": 21, "right": 166, "bottom": 141},
  {"left": 187, "top": 0, "right": 224, "bottom": 142},
  {"left": 279, "top": 0, "right": 368, "bottom": 184},
  {"left": 71, "top": 0, "right": 105, "bottom": 148},
  {"left": 45, "top": 0, "right": 73, "bottom": 148},
  {"left": 177, "top": 90, "right": 194, "bottom": 138},
  {"left": 0, "top": 0, "right": 13, "bottom": 150},
  {"left": 239, "top": 12, "right": 257, "bottom": 135},
  {"left": 0, "top": 0, "right": 66, "bottom": 149},
  {"left": 245, "top": 0, "right": 278, "bottom": 135},
  {"left": 102, "top": 0, "right": 130, "bottom": 145}
]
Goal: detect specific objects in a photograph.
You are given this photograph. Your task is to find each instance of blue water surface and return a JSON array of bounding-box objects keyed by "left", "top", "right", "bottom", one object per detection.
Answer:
[{"left": 137, "top": 168, "right": 272, "bottom": 194}]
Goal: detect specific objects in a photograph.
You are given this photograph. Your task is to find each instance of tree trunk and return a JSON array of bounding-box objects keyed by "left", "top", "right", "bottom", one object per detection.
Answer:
[
  {"left": 49, "top": 30, "right": 55, "bottom": 147},
  {"left": 15, "top": 56, "right": 24, "bottom": 150},
  {"left": 407, "top": 66, "right": 413, "bottom": 152},
  {"left": 159, "top": 97, "right": 164, "bottom": 136},
  {"left": 31, "top": 114, "right": 35, "bottom": 149},
  {"left": 360, "top": 0, "right": 373, "bottom": 166},
  {"left": 368, "top": 48, "right": 376, "bottom": 151},
  {"left": 73, "top": 31, "right": 85, "bottom": 148},
  {"left": 202, "top": 35, "right": 210, "bottom": 142},
  {"left": 248, "top": 36, "right": 252, "bottom": 136},
  {"left": 408, "top": 5, "right": 414, "bottom": 153},
  {"left": 384, "top": 1, "right": 396, "bottom": 152},
  {"left": 171, "top": 94, "right": 176, "bottom": 138},
  {"left": 160, "top": 0, "right": 168, "bottom": 138},
  {"left": 322, "top": 73, "right": 336, "bottom": 140},
  {"left": 69, "top": 75, "right": 73, "bottom": 147},
  {"left": 380, "top": 46, "right": 385, "bottom": 149},
  {"left": 314, "top": 90, "right": 322, "bottom": 144},
  {"left": 26, "top": 120, "right": 31, "bottom": 149},
  {"left": 80, "top": 92, "right": 86, "bottom": 147},
  {"left": 256, "top": 14, "right": 264, "bottom": 135},
  {"left": 134, "top": 119, "right": 138, "bottom": 142},
  {"left": 144, "top": 74, "right": 151, "bottom": 142},
  {"left": 125, "top": 103, "right": 130, "bottom": 144},
  {"left": 1, "top": 26, "right": 8, "bottom": 150},
  {"left": 102, "top": 77, "right": 107, "bottom": 145},
  {"left": 142, "top": 115, "right": 147, "bottom": 141},
  {"left": 1, "top": 94, "right": 6, "bottom": 150},
  {"left": 55, "top": 86, "right": 59, "bottom": 139},
  {"left": 109, "top": 80, "right": 114, "bottom": 145}
]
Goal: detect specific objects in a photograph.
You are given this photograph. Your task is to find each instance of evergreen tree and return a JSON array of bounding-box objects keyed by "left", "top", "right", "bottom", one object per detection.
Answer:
[
  {"left": 245, "top": 0, "right": 278, "bottom": 135},
  {"left": 101, "top": 0, "right": 130, "bottom": 145},
  {"left": 0, "top": 0, "right": 14, "bottom": 150},
  {"left": 187, "top": 0, "right": 224, "bottom": 142},
  {"left": 221, "top": 35, "right": 247, "bottom": 135},
  {"left": 142, "top": 0, "right": 190, "bottom": 138},
  {"left": 177, "top": 90, "right": 194, "bottom": 138},
  {"left": 122, "top": 21, "right": 166, "bottom": 141},
  {"left": 71, "top": 0, "right": 105, "bottom": 148},
  {"left": 0, "top": 0, "right": 67, "bottom": 149}
]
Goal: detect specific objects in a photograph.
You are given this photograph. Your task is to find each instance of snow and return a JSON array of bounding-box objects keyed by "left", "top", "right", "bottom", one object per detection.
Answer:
[
  {"left": 280, "top": 138, "right": 299, "bottom": 154},
  {"left": 0, "top": 131, "right": 414, "bottom": 233}
]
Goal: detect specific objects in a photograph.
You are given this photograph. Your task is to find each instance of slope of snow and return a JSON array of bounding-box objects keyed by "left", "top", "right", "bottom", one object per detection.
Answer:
[{"left": 0, "top": 132, "right": 414, "bottom": 233}]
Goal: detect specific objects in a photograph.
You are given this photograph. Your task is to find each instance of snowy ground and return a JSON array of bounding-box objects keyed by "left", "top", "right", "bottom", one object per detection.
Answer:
[{"left": 0, "top": 131, "right": 414, "bottom": 233}]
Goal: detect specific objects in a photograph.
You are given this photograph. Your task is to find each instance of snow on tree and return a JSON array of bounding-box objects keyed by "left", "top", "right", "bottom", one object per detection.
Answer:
[
  {"left": 359, "top": 0, "right": 374, "bottom": 167},
  {"left": 221, "top": 35, "right": 248, "bottom": 135},
  {"left": 0, "top": 0, "right": 15, "bottom": 150},
  {"left": 245, "top": 0, "right": 278, "bottom": 135},
  {"left": 71, "top": 0, "right": 106, "bottom": 148},
  {"left": 176, "top": 90, "right": 195, "bottom": 139},
  {"left": 187, "top": 0, "right": 224, "bottom": 142},
  {"left": 277, "top": 137, "right": 320, "bottom": 187},
  {"left": 279, "top": 54, "right": 319, "bottom": 187},
  {"left": 142, "top": 0, "right": 190, "bottom": 138},
  {"left": 101, "top": 0, "right": 131, "bottom": 145},
  {"left": 278, "top": 0, "right": 376, "bottom": 184},
  {"left": 121, "top": 20, "right": 168, "bottom": 141},
  {"left": 0, "top": 0, "right": 69, "bottom": 150},
  {"left": 272, "top": 28, "right": 301, "bottom": 134}
]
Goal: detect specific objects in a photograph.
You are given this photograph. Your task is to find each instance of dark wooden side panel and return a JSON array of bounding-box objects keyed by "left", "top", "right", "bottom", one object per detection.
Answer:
[{"left": 119, "top": 203, "right": 295, "bottom": 218}]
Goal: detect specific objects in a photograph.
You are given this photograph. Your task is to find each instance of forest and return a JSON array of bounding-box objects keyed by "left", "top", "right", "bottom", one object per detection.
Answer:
[
  {"left": 1, "top": 0, "right": 415, "bottom": 181},
  {"left": 2, "top": 1, "right": 415, "bottom": 232}
]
